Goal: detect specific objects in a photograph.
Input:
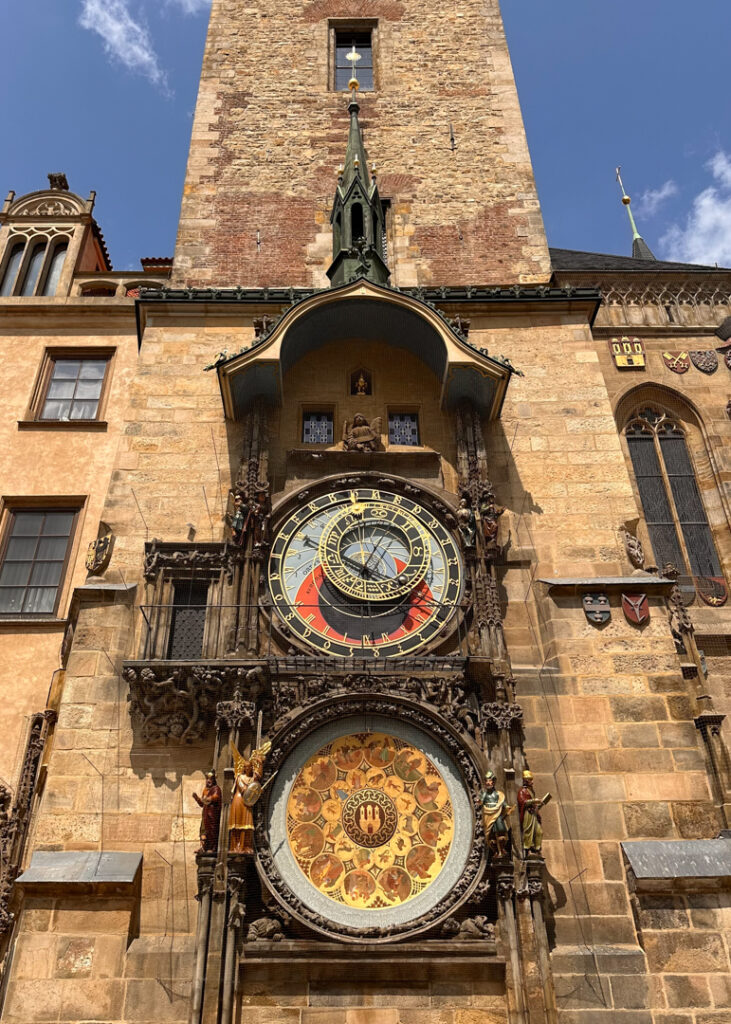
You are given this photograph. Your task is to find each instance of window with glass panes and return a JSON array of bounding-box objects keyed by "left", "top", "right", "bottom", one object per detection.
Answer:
[
  {"left": 40, "top": 357, "right": 108, "bottom": 421},
  {"left": 335, "top": 31, "right": 373, "bottom": 91},
  {"left": 625, "top": 409, "right": 723, "bottom": 583},
  {"left": 303, "top": 412, "right": 334, "bottom": 444},
  {"left": 0, "top": 509, "right": 76, "bottom": 615},
  {"left": 388, "top": 413, "right": 419, "bottom": 446}
]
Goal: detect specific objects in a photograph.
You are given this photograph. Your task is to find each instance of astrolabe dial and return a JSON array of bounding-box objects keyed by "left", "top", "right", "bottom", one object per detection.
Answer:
[
  {"left": 319, "top": 494, "right": 431, "bottom": 602},
  {"left": 267, "top": 487, "right": 463, "bottom": 658}
]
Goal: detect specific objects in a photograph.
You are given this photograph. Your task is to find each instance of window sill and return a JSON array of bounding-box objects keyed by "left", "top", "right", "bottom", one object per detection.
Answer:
[
  {"left": 18, "top": 420, "right": 108, "bottom": 432},
  {"left": 0, "top": 617, "right": 67, "bottom": 630}
]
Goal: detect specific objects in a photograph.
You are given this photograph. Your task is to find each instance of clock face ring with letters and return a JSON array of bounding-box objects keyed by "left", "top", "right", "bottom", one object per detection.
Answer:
[{"left": 267, "top": 487, "right": 463, "bottom": 658}]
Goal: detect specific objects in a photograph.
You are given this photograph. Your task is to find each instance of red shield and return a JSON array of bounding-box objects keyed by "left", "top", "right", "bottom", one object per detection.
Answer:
[
  {"left": 662, "top": 351, "right": 690, "bottom": 374},
  {"left": 621, "top": 593, "right": 649, "bottom": 625}
]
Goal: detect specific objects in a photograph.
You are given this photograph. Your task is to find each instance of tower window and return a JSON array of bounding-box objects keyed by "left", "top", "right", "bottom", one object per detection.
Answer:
[
  {"left": 334, "top": 30, "right": 373, "bottom": 91},
  {"left": 0, "top": 241, "right": 25, "bottom": 297},
  {"left": 388, "top": 413, "right": 419, "bottom": 446},
  {"left": 303, "top": 412, "right": 334, "bottom": 444},
  {"left": 20, "top": 242, "right": 47, "bottom": 296}
]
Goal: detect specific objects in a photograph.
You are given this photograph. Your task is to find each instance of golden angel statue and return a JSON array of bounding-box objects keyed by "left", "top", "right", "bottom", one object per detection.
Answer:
[
  {"left": 342, "top": 414, "right": 382, "bottom": 452},
  {"left": 228, "top": 738, "right": 272, "bottom": 854}
]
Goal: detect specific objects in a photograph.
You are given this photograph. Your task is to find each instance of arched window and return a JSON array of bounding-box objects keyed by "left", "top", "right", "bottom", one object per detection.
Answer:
[
  {"left": 41, "top": 241, "right": 68, "bottom": 296},
  {"left": 0, "top": 241, "right": 25, "bottom": 296},
  {"left": 20, "top": 241, "right": 47, "bottom": 296},
  {"left": 625, "top": 407, "right": 724, "bottom": 590}
]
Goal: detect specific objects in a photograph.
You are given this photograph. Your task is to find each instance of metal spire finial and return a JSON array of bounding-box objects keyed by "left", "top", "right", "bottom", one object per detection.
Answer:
[
  {"left": 346, "top": 42, "right": 361, "bottom": 94},
  {"left": 615, "top": 165, "right": 656, "bottom": 260}
]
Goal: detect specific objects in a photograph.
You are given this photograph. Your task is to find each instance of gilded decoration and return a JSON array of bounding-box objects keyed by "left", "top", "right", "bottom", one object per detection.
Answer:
[{"left": 285, "top": 732, "right": 455, "bottom": 911}]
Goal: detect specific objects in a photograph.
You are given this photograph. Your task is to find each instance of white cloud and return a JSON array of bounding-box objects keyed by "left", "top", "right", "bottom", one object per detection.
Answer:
[
  {"left": 660, "top": 151, "right": 731, "bottom": 267},
  {"left": 164, "top": 0, "right": 211, "bottom": 12},
  {"left": 79, "top": 0, "right": 168, "bottom": 90},
  {"left": 635, "top": 179, "right": 677, "bottom": 218}
]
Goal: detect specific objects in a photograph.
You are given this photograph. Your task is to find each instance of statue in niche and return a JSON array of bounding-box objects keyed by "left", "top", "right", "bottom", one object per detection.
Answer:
[
  {"left": 193, "top": 771, "right": 222, "bottom": 853},
  {"left": 456, "top": 499, "right": 476, "bottom": 548},
  {"left": 228, "top": 739, "right": 272, "bottom": 854},
  {"left": 479, "top": 492, "right": 505, "bottom": 544},
  {"left": 350, "top": 369, "right": 372, "bottom": 395},
  {"left": 231, "top": 482, "right": 271, "bottom": 549},
  {"left": 479, "top": 770, "right": 513, "bottom": 858},
  {"left": 342, "top": 414, "right": 382, "bottom": 452}
]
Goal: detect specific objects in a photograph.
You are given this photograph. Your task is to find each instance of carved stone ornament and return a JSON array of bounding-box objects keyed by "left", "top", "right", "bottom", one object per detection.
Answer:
[
  {"left": 727, "top": 399, "right": 731, "bottom": 420},
  {"left": 582, "top": 592, "right": 611, "bottom": 625},
  {"left": 342, "top": 414, "right": 383, "bottom": 452},
  {"left": 726, "top": 351, "right": 731, "bottom": 372},
  {"left": 495, "top": 877, "right": 515, "bottom": 901},
  {"left": 690, "top": 350, "right": 718, "bottom": 374},
  {"left": 623, "top": 531, "right": 645, "bottom": 569},
  {"left": 440, "top": 915, "right": 494, "bottom": 939},
  {"left": 13, "top": 196, "right": 81, "bottom": 217},
  {"left": 124, "top": 664, "right": 268, "bottom": 744},
  {"left": 215, "top": 673, "right": 261, "bottom": 730},
  {"left": 480, "top": 701, "right": 523, "bottom": 731},
  {"left": 143, "top": 540, "right": 242, "bottom": 584},
  {"left": 267, "top": 672, "right": 478, "bottom": 740},
  {"left": 255, "top": 695, "right": 487, "bottom": 942}
]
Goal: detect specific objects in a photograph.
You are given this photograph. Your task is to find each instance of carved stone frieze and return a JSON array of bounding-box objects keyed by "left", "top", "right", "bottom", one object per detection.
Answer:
[
  {"left": 143, "top": 541, "right": 242, "bottom": 584},
  {"left": 440, "top": 915, "right": 494, "bottom": 939},
  {"left": 256, "top": 695, "right": 487, "bottom": 941},
  {"left": 124, "top": 664, "right": 268, "bottom": 744}
]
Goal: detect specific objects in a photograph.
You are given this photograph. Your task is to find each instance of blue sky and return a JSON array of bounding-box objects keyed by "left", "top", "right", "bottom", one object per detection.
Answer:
[{"left": 1, "top": 1, "right": 729, "bottom": 271}]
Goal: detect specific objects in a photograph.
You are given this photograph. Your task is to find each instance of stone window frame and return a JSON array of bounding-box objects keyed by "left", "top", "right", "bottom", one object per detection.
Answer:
[
  {"left": 20, "top": 346, "right": 115, "bottom": 431},
  {"left": 329, "top": 20, "right": 379, "bottom": 93},
  {"left": 0, "top": 232, "right": 72, "bottom": 298},
  {"left": 620, "top": 399, "right": 728, "bottom": 594},
  {"left": 0, "top": 497, "right": 86, "bottom": 622}
]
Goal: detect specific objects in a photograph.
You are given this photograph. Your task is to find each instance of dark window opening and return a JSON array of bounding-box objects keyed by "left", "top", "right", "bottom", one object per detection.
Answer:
[
  {"left": 167, "top": 581, "right": 209, "bottom": 659},
  {"left": 335, "top": 31, "right": 373, "bottom": 91},
  {"left": 351, "top": 203, "right": 364, "bottom": 244},
  {"left": 1, "top": 242, "right": 24, "bottom": 297}
]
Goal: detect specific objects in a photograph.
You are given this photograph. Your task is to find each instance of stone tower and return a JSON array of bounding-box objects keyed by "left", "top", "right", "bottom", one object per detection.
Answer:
[{"left": 1, "top": 2, "right": 731, "bottom": 1024}]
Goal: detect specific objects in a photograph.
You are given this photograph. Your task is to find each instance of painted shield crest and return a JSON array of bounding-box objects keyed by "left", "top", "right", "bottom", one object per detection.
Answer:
[
  {"left": 725, "top": 350, "right": 731, "bottom": 371},
  {"left": 85, "top": 532, "right": 113, "bottom": 575},
  {"left": 662, "top": 351, "right": 690, "bottom": 374},
  {"left": 582, "top": 593, "right": 610, "bottom": 625},
  {"left": 689, "top": 350, "right": 718, "bottom": 374},
  {"left": 621, "top": 593, "right": 649, "bottom": 626},
  {"left": 243, "top": 781, "right": 263, "bottom": 807},
  {"left": 695, "top": 577, "right": 729, "bottom": 607}
]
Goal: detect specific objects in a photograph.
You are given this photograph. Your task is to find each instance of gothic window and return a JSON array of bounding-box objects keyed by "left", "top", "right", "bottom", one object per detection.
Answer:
[
  {"left": 29, "top": 351, "right": 113, "bottom": 424},
  {"left": 0, "top": 508, "right": 77, "bottom": 616},
  {"left": 303, "top": 412, "right": 334, "bottom": 444},
  {"left": 41, "top": 241, "right": 68, "bottom": 296},
  {"left": 625, "top": 408, "right": 723, "bottom": 584},
  {"left": 20, "top": 241, "right": 47, "bottom": 296},
  {"left": 334, "top": 30, "right": 373, "bottom": 91},
  {"left": 388, "top": 413, "right": 420, "bottom": 446},
  {"left": 0, "top": 241, "right": 24, "bottom": 296}
]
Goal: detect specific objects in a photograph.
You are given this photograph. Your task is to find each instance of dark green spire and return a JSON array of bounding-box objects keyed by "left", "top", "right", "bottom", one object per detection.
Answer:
[{"left": 327, "top": 92, "right": 390, "bottom": 287}]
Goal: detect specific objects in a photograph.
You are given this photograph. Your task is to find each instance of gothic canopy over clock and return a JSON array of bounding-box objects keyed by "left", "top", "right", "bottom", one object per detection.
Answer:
[{"left": 267, "top": 486, "right": 464, "bottom": 657}]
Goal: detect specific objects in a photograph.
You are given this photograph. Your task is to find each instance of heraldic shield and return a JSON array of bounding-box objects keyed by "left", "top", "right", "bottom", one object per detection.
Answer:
[
  {"left": 621, "top": 593, "right": 649, "bottom": 626},
  {"left": 662, "top": 351, "right": 690, "bottom": 374},
  {"left": 583, "top": 593, "right": 610, "bottom": 625},
  {"left": 85, "top": 532, "right": 113, "bottom": 575}
]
